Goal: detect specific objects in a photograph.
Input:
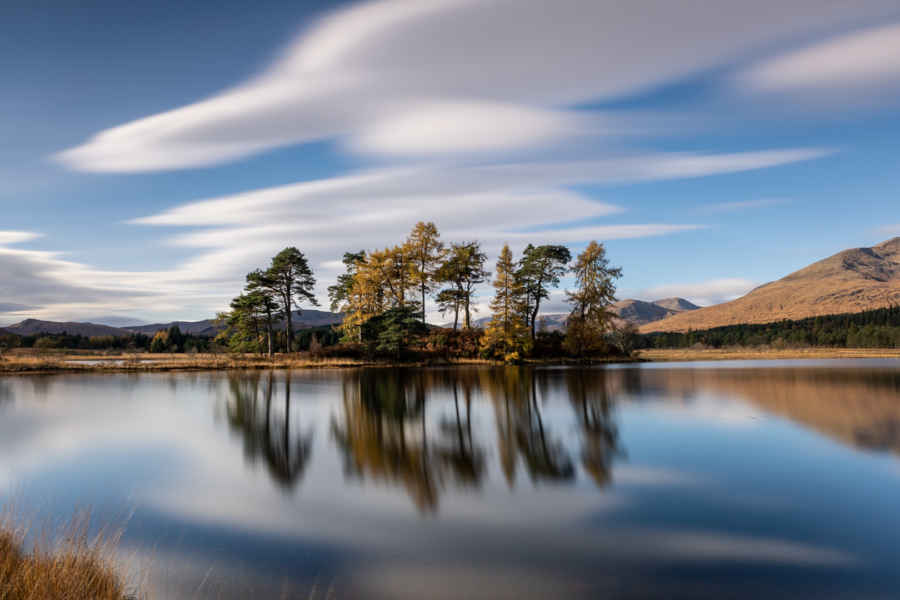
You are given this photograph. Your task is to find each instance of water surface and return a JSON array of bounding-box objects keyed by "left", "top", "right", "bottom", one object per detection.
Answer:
[{"left": 1, "top": 362, "right": 899, "bottom": 599}]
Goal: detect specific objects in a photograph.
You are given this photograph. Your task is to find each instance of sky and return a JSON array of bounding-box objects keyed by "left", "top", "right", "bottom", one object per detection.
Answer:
[{"left": 3, "top": 0, "right": 900, "bottom": 326}]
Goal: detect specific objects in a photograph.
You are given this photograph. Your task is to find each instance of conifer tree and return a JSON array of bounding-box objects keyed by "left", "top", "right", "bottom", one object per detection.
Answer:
[
  {"left": 405, "top": 221, "right": 446, "bottom": 324},
  {"left": 267, "top": 247, "right": 318, "bottom": 352},
  {"left": 482, "top": 244, "right": 530, "bottom": 359},
  {"left": 246, "top": 269, "right": 282, "bottom": 355},
  {"left": 518, "top": 244, "right": 571, "bottom": 339},
  {"left": 437, "top": 241, "right": 490, "bottom": 329},
  {"left": 564, "top": 241, "right": 622, "bottom": 358}
]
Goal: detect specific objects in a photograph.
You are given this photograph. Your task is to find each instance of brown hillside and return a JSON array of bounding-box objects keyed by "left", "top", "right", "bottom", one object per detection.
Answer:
[
  {"left": 5, "top": 319, "right": 133, "bottom": 337},
  {"left": 642, "top": 238, "right": 900, "bottom": 333}
]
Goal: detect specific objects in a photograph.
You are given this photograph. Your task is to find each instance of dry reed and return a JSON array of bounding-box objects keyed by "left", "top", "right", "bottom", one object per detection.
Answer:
[{"left": 0, "top": 498, "right": 148, "bottom": 600}]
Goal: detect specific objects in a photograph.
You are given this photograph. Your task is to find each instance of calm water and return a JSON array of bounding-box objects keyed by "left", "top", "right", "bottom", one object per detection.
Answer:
[{"left": 2, "top": 362, "right": 900, "bottom": 599}]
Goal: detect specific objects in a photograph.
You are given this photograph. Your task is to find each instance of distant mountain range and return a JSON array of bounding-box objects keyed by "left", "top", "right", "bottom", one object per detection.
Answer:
[
  {"left": 3, "top": 309, "right": 345, "bottom": 337},
  {"left": 441, "top": 297, "right": 700, "bottom": 331},
  {"left": 5, "top": 319, "right": 137, "bottom": 337},
  {"left": 643, "top": 237, "right": 900, "bottom": 333}
]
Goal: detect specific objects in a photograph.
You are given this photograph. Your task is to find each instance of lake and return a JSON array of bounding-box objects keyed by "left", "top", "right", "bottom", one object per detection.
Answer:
[{"left": 2, "top": 361, "right": 900, "bottom": 599}]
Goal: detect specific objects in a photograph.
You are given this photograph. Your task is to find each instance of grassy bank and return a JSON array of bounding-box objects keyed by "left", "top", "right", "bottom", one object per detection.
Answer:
[
  {"left": 0, "top": 502, "right": 146, "bottom": 600},
  {"left": 641, "top": 347, "right": 900, "bottom": 362}
]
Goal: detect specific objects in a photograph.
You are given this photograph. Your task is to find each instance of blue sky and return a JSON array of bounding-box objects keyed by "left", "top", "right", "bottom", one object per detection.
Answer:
[{"left": 2, "top": 0, "right": 900, "bottom": 325}]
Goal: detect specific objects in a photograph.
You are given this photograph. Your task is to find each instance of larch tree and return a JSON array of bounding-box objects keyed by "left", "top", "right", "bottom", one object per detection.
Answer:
[
  {"left": 328, "top": 251, "right": 366, "bottom": 342},
  {"left": 482, "top": 243, "right": 530, "bottom": 358},
  {"left": 405, "top": 221, "right": 446, "bottom": 324},
  {"left": 518, "top": 244, "right": 572, "bottom": 339},
  {"left": 267, "top": 247, "right": 318, "bottom": 353},
  {"left": 564, "top": 241, "right": 622, "bottom": 358}
]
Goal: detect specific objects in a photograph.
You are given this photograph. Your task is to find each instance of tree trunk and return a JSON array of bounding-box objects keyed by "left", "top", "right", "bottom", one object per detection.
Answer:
[
  {"left": 266, "top": 308, "right": 274, "bottom": 357},
  {"left": 285, "top": 284, "right": 293, "bottom": 353}
]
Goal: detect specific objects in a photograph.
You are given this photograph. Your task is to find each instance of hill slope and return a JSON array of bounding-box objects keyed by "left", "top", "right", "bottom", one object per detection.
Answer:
[
  {"left": 651, "top": 298, "right": 701, "bottom": 312},
  {"left": 6, "top": 319, "right": 133, "bottom": 337},
  {"left": 643, "top": 238, "right": 900, "bottom": 333},
  {"left": 123, "top": 310, "right": 344, "bottom": 335},
  {"left": 611, "top": 299, "right": 698, "bottom": 326}
]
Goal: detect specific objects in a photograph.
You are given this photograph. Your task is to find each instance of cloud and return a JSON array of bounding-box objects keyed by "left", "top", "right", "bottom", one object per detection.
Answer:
[
  {"left": 634, "top": 278, "right": 758, "bottom": 306},
  {"left": 0, "top": 232, "right": 229, "bottom": 323},
  {"left": 54, "top": 0, "right": 897, "bottom": 172},
  {"left": 693, "top": 198, "right": 790, "bottom": 213},
  {"left": 743, "top": 21, "right": 900, "bottom": 102},
  {"left": 871, "top": 223, "right": 900, "bottom": 238}
]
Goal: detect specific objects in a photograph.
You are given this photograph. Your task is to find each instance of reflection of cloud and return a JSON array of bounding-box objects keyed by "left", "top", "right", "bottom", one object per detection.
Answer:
[
  {"left": 634, "top": 278, "right": 757, "bottom": 306},
  {"left": 648, "top": 530, "right": 859, "bottom": 566},
  {"left": 613, "top": 466, "right": 706, "bottom": 487}
]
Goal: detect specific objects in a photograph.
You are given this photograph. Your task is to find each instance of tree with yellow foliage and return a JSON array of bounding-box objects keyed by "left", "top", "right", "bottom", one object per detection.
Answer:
[
  {"left": 482, "top": 244, "right": 531, "bottom": 360},
  {"left": 563, "top": 240, "right": 622, "bottom": 358},
  {"left": 405, "top": 222, "right": 446, "bottom": 324}
]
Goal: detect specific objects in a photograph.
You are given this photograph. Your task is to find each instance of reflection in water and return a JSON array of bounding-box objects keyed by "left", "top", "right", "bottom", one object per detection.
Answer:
[
  {"left": 638, "top": 366, "right": 900, "bottom": 456},
  {"left": 567, "top": 369, "right": 623, "bottom": 488},
  {"left": 5, "top": 362, "right": 900, "bottom": 600},
  {"left": 219, "top": 364, "right": 900, "bottom": 513},
  {"left": 225, "top": 371, "right": 313, "bottom": 491},
  {"left": 486, "top": 368, "right": 575, "bottom": 486},
  {"left": 331, "top": 369, "right": 443, "bottom": 512},
  {"left": 326, "top": 368, "right": 622, "bottom": 511}
]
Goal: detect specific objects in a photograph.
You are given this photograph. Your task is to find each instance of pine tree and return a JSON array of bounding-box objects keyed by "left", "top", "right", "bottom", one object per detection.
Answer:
[
  {"left": 267, "top": 247, "right": 318, "bottom": 352},
  {"left": 482, "top": 244, "right": 530, "bottom": 359}
]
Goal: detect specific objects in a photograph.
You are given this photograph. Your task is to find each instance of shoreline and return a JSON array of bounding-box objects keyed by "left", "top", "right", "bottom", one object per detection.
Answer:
[
  {"left": 3, "top": 347, "right": 898, "bottom": 375},
  {"left": 0, "top": 353, "right": 639, "bottom": 375},
  {"left": 640, "top": 348, "right": 900, "bottom": 361}
]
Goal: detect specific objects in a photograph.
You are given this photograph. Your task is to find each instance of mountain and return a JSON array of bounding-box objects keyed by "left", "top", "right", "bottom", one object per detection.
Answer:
[
  {"left": 0, "top": 327, "right": 10, "bottom": 336},
  {"left": 643, "top": 237, "right": 900, "bottom": 333},
  {"left": 651, "top": 298, "right": 701, "bottom": 312},
  {"left": 123, "top": 309, "right": 344, "bottom": 335},
  {"left": 123, "top": 319, "right": 220, "bottom": 335},
  {"left": 439, "top": 298, "right": 698, "bottom": 330},
  {"left": 5, "top": 319, "right": 134, "bottom": 337}
]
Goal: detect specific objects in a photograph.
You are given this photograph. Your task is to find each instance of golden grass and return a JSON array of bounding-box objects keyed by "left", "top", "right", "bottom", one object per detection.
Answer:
[
  {"left": 0, "top": 349, "right": 508, "bottom": 374},
  {"left": 641, "top": 347, "right": 900, "bottom": 362},
  {"left": 0, "top": 500, "right": 147, "bottom": 600}
]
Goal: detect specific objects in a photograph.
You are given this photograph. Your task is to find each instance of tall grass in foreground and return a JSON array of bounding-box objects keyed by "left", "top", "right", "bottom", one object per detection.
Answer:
[{"left": 0, "top": 498, "right": 149, "bottom": 600}]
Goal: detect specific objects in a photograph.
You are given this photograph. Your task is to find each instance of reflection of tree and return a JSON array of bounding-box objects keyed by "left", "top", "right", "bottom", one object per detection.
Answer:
[
  {"left": 331, "top": 369, "right": 440, "bottom": 512},
  {"left": 0, "top": 381, "right": 12, "bottom": 407},
  {"left": 484, "top": 367, "right": 574, "bottom": 486},
  {"left": 565, "top": 369, "right": 622, "bottom": 488},
  {"left": 331, "top": 369, "right": 486, "bottom": 513},
  {"left": 436, "top": 374, "right": 485, "bottom": 489},
  {"left": 225, "top": 371, "right": 312, "bottom": 491}
]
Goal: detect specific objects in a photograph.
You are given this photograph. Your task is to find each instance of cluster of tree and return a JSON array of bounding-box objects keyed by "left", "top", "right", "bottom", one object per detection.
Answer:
[
  {"left": 218, "top": 247, "right": 318, "bottom": 355},
  {"left": 481, "top": 240, "right": 623, "bottom": 360},
  {"left": 147, "top": 324, "right": 215, "bottom": 354},
  {"left": 0, "top": 326, "right": 215, "bottom": 355},
  {"left": 328, "top": 221, "right": 624, "bottom": 360},
  {"left": 4, "top": 331, "right": 153, "bottom": 351},
  {"left": 645, "top": 305, "right": 900, "bottom": 349}
]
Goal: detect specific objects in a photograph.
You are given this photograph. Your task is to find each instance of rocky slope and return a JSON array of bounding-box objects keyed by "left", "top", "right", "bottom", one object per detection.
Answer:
[{"left": 643, "top": 238, "right": 900, "bottom": 333}]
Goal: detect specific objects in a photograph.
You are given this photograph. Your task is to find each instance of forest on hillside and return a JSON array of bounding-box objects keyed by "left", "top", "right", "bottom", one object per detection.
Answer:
[{"left": 645, "top": 305, "right": 900, "bottom": 350}]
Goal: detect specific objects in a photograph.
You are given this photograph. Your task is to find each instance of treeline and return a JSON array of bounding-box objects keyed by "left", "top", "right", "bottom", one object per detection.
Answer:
[
  {"left": 645, "top": 305, "right": 900, "bottom": 349},
  {"left": 0, "top": 324, "right": 215, "bottom": 354},
  {"left": 217, "top": 221, "right": 629, "bottom": 360}
]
